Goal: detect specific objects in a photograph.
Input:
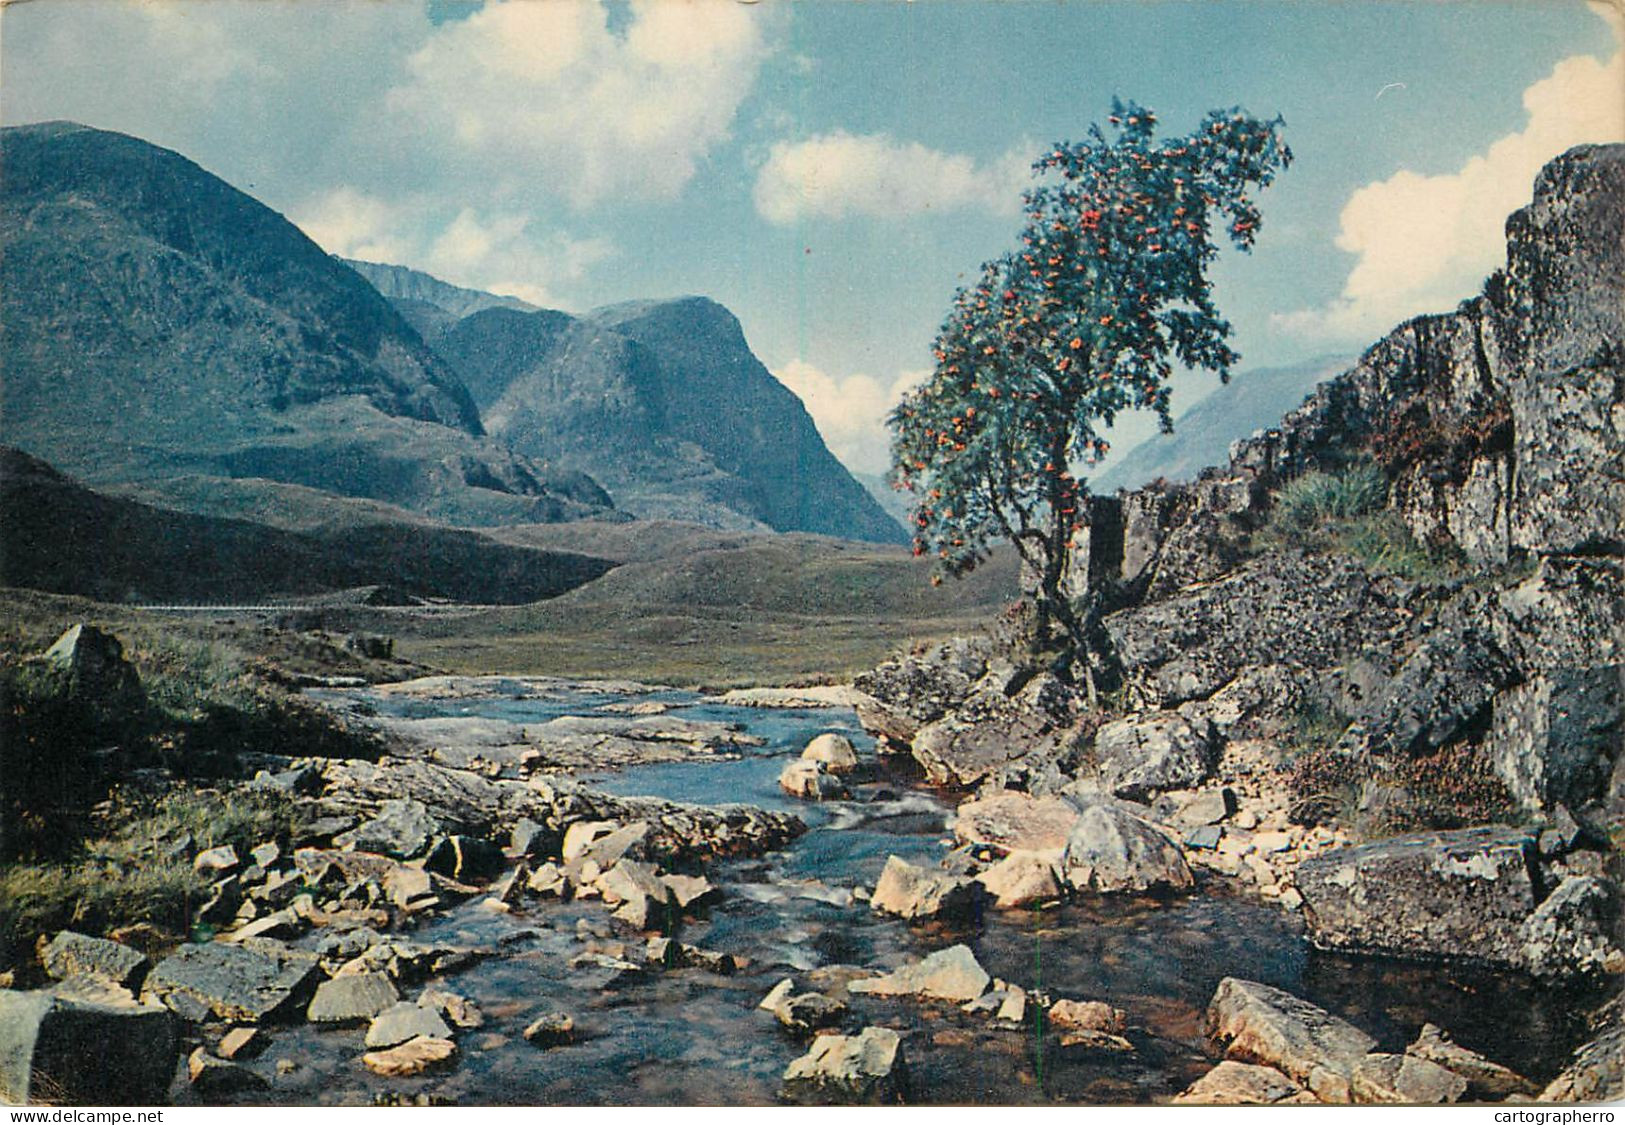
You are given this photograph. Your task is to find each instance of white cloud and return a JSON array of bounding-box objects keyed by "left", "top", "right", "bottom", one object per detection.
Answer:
[
  {"left": 384, "top": 0, "right": 772, "bottom": 209},
  {"left": 773, "top": 360, "right": 928, "bottom": 475},
  {"left": 1278, "top": 17, "right": 1624, "bottom": 340},
  {"left": 294, "top": 191, "right": 614, "bottom": 311},
  {"left": 754, "top": 132, "right": 1033, "bottom": 224}
]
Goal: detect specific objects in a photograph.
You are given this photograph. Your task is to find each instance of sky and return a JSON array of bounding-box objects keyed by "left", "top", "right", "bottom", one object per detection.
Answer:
[{"left": 3, "top": 0, "right": 1622, "bottom": 478}]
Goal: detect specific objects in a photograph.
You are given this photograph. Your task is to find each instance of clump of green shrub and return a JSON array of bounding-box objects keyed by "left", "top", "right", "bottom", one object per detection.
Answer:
[{"left": 1274, "top": 462, "right": 1388, "bottom": 528}]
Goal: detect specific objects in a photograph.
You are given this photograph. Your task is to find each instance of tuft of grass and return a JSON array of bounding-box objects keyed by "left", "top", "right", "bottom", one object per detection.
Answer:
[
  {"left": 0, "top": 786, "right": 296, "bottom": 971},
  {"left": 1274, "top": 463, "right": 1388, "bottom": 528}
]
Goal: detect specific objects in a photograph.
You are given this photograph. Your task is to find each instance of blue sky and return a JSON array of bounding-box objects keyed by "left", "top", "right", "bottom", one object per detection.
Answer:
[{"left": 4, "top": 0, "right": 1620, "bottom": 476}]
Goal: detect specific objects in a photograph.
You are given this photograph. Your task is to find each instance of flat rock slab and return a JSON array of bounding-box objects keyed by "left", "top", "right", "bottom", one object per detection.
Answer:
[
  {"left": 307, "top": 972, "right": 399, "bottom": 1024},
  {"left": 1294, "top": 826, "right": 1539, "bottom": 969},
  {"left": 849, "top": 944, "right": 990, "bottom": 1004},
  {"left": 144, "top": 941, "right": 321, "bottom": 1023},
  {"left": 361, "top": 1035, "right": 458, "bottom": 1078},
  {"left": 367, "top": 1001, "right": 452, "bottom": 1049},
  {"left": 41, "top": 930, "right": 149, "bottom": 991},
  {"left": 1208, "top": 978, "right": 1377, "bottom": 1104},
  {"left": 0, "top": 981, "right": 176, "bottom": 1105}
]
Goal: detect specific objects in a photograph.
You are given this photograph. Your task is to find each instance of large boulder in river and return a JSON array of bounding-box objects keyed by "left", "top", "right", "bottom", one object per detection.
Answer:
[
  {"left": 1207, "top": 978, "right": 1376, "bottom": 1104},
  {"left": 1058, "top": 794, "right": 1193, "bottom": 894},
  {"left": 869, "top": 855, "right": 983, "bottom": 922},
  {"left": 779, "top": 759, "right": 848, "bottom": 801},
  {"left": 0, "top": 979, "right": 176, "bottom": 1104},
  {"left": 1291, "top": 826, "right": 1620, "bottom": 978},
  {"left": 1088, "top": 711, "right": 1219, "bottom": 800},
  {"left": 782, "top": 1026, "right": 906, "bottom": 1104},
  {"left": 802, "top": 733, "right": 859, "bottom": 774}
]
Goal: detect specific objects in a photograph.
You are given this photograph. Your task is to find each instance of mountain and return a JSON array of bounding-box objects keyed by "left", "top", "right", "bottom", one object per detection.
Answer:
[
  {"left": 342, "top": 257, "right": 539, "bottom": 343},
  {"left": 1090, "top": 355, "right": 1353, "bottom": 493},
  {"left": 0, "top": 448, "right": 615, "bottom": 605},
  {"left": 0, "top": 122, "right": 611, "bottom": 526},
  {"left": 410, "top": 289, "right": 908, "bottom": 543}
]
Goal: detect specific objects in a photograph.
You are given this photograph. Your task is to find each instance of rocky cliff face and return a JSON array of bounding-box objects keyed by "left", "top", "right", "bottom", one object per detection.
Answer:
[
  {"left": 851, "top": 144, "right": 1624, "bottom": 999},
  {"left": 0, "top": 123, "right": 611, "bottom": 527},
  {"left": 423, "top": 294, "right": 909, "bottom": 543}
]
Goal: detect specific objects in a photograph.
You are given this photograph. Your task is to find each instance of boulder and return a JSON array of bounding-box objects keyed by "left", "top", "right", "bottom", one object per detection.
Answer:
[
  {"left": 1406, "top": 1023, "right": 1537, "bottom": 1100},
  {"left": 976, "top": 850, "right": 1063, "bottom": 909},
  {"left": 417, "top": 989, "right": 483, "bottom": 1030},
  {"left": 782, "top": 1026, "right": 906, "bottom": 1104},
  {"left": 217, "top": 1026, "right": 264, "bottom": 1060},
  {"left": 334, "top": 799, "right": 440, "bottom": 859},
  {"left": 573, "top": 821, "right": 650, "bottom": 868},
  {"left": 1207, "top": 978, "right": 1377, "bottom": 1104},
  {"left": 953, "top": 792, "right": 1080, "bottom": 853},
  {"left": 39, "top": 624, "right": 145, "bottom": 721},
  {"left": 1090, "top": 712, "right": 1219, "bottom": 800},
  {"left": 509, "top": 817, "right": 558, "bottom": 859},
  {"left": 774, "top": 992, "right": 849, "bottom": 1036},
  {"left": 849, "top": 944, "right": 990, "bottom": 1004},
  {"left": 361, "top": 1036, "right": 457, "bottom": 1078},
  {"left": 1516, "top": 875, "right": 1625, "bottom": 980},
  {"left": 597, "top": 859, "right": 677, "bottom": 931},
  {"left": 1174, "top": 1060, "right": 1316, "bottom": 1105},
  {"left": 779, "top": 759, "right": 849, "bottom": 801},
  {"left": 40, "top": 930, "right": 149, "bottom": 991},
  {"left": 661, "top": 873, "right": 719, "bottom": 910},
  {"left": 522, "top": 1011, "right": 575, "bottom": 1048},
  {"left": 143, "top": 941, "right": 321, "bottom": 1023},
  {"left": 1048, "top": 998, "right": 1131, "bottom": 1049},
  {"left": 1489, "top": 669, "right": 1622, "bottom": 811},
  {"left": 1174, "top": 788, "right": 1238, "bottom": 828},
  {"left": 1058, "top": 795, "right": 1194, "bottom": 894},
  {"left": 187, "top": 1047, "right": 269, "bottom": 1098},
  {"left": 0, "top": 980, "right": 176, "bottom": 1105},
  {"left": 561, "top": 820, "right": 617, "bottom": 861},
  {"left": 802, "top": 733, "right": 860, "bottom": 774},
  {"left": 1350, "top": 1053, "right": 1468, "bottom": 1104},
  {"left": 869, "top": 855, "right": 983, "bottom": 921},
  {"left": 1293, "top": 827, "right": 1540, "bottom": 971},
  {"left": 909, "top": 705, "right": 1061, "bottom": 790},
  {"left": 194, "top": 844, "right": 241, "bottom": 877},
  {"left": 852, "top": 637, "right": 992, "bottom": 744},
  {"left": 423, "top": 834, "right": 505, "bottom": 882},
  {"left": 307, "top": 972, "right": 399, "bottom": 1024},
  {"left": 366, "top": 1001, "right": 452, "bottom": 1049}
]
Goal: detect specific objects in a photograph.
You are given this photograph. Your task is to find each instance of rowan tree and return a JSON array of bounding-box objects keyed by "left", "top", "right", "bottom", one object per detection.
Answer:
[{"left": 889, "top": 100, "right": 1291, "bottom": 686}]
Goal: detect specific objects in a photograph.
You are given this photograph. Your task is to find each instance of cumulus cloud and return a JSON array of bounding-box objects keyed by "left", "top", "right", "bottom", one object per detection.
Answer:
[
  {"left": 773, "top": 360, "right": 928, "bottom": 474},
  {"left": 754, "top": 133, "right": 1033, "bottom": 224},
  {"left": 1278, "top": 17, "right": 1624, "bottom": 340},
  {"left": 295, "top": 190, "right": 614, "bottom": 310},
  {"left": 384, "top": 0, "right": 772, "bottom": 209}
]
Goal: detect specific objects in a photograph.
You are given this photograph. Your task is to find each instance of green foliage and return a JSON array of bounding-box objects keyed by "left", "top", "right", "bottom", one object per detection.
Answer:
[
  {"left": 890, "top": 99, "right": 1290, "bottom": 649},
  {"left": 1272, "top": 463, "right": 1387, "bottom": 528}
]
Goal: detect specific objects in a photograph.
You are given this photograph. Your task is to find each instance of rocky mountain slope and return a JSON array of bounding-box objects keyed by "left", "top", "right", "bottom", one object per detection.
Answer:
[
  {"left": 1090, "top": 355, "right": 1352, "bottom": 493},
  {"left": 0, "top": 448, "right": 615, "bottom": 605},
  {"left": 847, "top": 143, "right": 1624, "bottom": 1100},
  {"left": 406, "top": 289, "right": 907, "bottom": 543},
  {"left": 0, "top": 122, "right": 611, "bottom": 527}
]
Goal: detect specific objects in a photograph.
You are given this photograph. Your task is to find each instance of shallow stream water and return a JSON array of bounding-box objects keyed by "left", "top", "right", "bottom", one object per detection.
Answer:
[{"left": 233, "top": 682, "right": 1593, "bottom": 1105}]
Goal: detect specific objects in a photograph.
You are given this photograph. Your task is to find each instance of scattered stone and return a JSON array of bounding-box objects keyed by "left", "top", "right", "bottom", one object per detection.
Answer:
[
  {"left": 1350, "top": 1052, "right": 1468, "bottom": 1104},
  {"left": 225, "top": 908, "right": 304, "bottom": 944},
  {"left": 0, "top": 981, "right": 177, "bottom": 1104},
  {"left": 335, "top": 799, "right": 440, "bottom": 859},
  {"left": 522, "top": 1011, "right": 576, "bottom": 1048},
  {"left": 975, "top": 850, "right": 1063, "bottom": 909},
  {"left": 218, "top": 1026, "right": 264, "bottom": 1061},
  {"left": 1175, "top": 788, "right": 1239, "bottom": 828},
  {"left": 561, "top": 820, "right": 617, "bottom": 861},
  {"left": 1048, "top": 998, "right": 1125, "bottom": 1034},
  {"left": 509, "top": 817, "right": 558, "bottom": 859},
  {"left": 382, "top": 865, "right": 437, "bottom": 911},
  {"left": 367, "top": 1001, "right": 452, "bottom": 1049},
  {"left": 41, "top": 930, "right": 149, "bottom": 991},
  {"left": 1517, "top": 875, "right": 1625, "bottom": 980},
  {"left": 760, "top": 979, "right": 795, "bottom": 1012},
  {"left": 307, "top": 972, "right": 399, "bottom": 1024},
  {"left": 526, "top": 862, "right": 571, "bottom": 899},
  {"left": 783, "top": 1026, "right": 905, "bottom": 1104},
  {"left": 661, "top": 872, "right": 720, "bottom": 910},
  {"left": 802, "top": 733, "right": 860, "bottom": 774},
  {"left": 1091, "top": 711, "right": 1220, "bottom": 800},
  {"left": 779, "top": 759, "right": 849, "bottom": 800},
  {"left": 188, "top": 1047, "right": 269, "bottom": 1097},
  {"left": 1174, "top": 1060, "right": 1316, "bottom": 1105},
  {"left": 775, "top": 992, "right": 848, "bottom": 1036},
  {"left": 870, "top": 855, "right": 983, "bottom": 921},
  {"left": 1207, "top": 978, "right": 1377, "bottom": 1104},
  {"left": 361, "top": 1035, "right": 457, "bottom": 1078},
  {"left": 1059, "top": 795, "right": 1194, "bottom": 894},
  {"left": 849, "top": 944, "right": 990, "bottom": 1004},
  {"left": 1407, "top": 1023, "right": 1537, "bottom": 1099},
  {"left": 995, "top": 986, "right": 1027, "bottom": 1024},
  {"left": 144, "top": 941, "right": 321, "bottom": 1023},
  {"left": 194, "top": 844, "right": 241, "bottom": 877},
  {"left": 418, "top": 989, "right": 484, "bottom": 1031},
  {"left": 424, "top": 835, "right": 505, "bottom": 882},
  {"left": 1185, "top": 825, "right": 1223, "bottom": 851},
  {"left": 597, "top": 859, "right": 677, "bottom": 931}
]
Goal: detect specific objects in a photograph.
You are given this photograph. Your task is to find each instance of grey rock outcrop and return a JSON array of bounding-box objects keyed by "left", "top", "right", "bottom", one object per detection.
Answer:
[
  {"left": 1058, "top": 794, "right": 1194, "bottom": 894},
  {"left": 143, "top": 941, "right": 321, "bottom": 1023},
  {"left": 0, "top": 980, "right": 177, "bottom": 1105},
  {"left": 1089, "top": 711, "right": 1219, "bottom": 799}
]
